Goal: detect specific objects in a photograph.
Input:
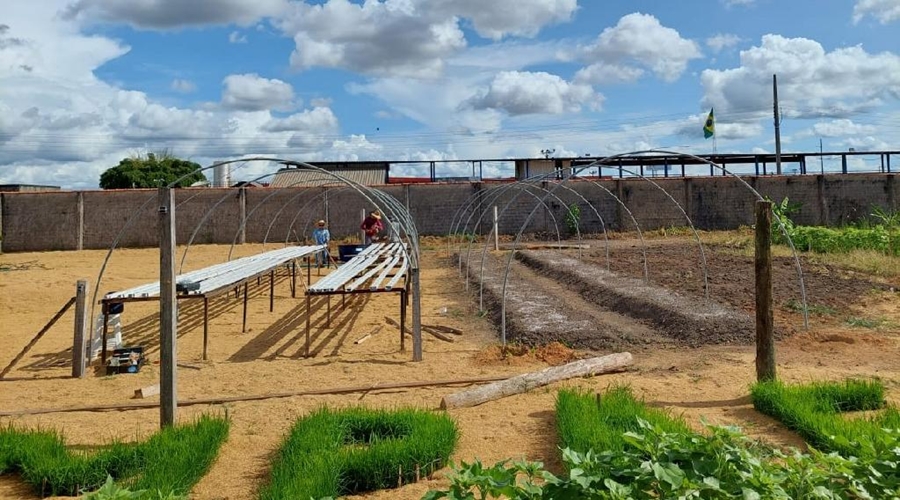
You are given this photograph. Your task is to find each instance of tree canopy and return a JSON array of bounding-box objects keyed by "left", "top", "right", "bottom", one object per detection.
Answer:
[{"left": 99, "top": 153, "right": 206, "bottom": 189}]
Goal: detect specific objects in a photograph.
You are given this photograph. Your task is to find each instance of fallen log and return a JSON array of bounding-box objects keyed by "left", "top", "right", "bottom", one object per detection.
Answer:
[
  {"left": 440, "top": 352, "right": 633, "bottom": 410},
  {"left": 384, "top": 316, "right": 453, "bottom": 342},
  {"left": 424, "top": 324, "right": 463, "bottom": 336}
]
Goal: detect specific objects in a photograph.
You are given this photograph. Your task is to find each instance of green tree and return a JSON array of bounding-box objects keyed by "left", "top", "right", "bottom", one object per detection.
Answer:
[{"left": 99, "top": 152, "right": 206, "bottom": 189}]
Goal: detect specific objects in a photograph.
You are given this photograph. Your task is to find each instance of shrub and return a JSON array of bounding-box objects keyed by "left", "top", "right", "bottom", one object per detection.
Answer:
[{"left": 259, "top": 406, "right": 458, "bottom": 500}]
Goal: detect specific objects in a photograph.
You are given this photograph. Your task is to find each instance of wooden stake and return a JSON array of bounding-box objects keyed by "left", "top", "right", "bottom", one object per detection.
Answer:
[
  {"left": 755, "top": 200, "right": 776, "bottom": 381},
  {"left": 0, "top": 297, "right": 75, "bottom": 379},
  {"left": 72, "top": 280, "right": 88, "bottom": 378}
]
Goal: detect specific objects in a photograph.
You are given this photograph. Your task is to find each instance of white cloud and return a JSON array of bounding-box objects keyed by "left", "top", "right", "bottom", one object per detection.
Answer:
[
  {"left": 467, "top": 71, "right": 602, "bottom": 115},
  {"left": 853, "top": 0, "right": 900, "bottom": 24},
  {"left": 170, "top": 78, "right": 196, "bottom": 93},
  {"left": 812, "top": 119, "right": 877, "bottom": 137},
  {"left": 706, "top": 33, "right": 742, "bottom": 53},
  {"left": 722, "top": 0, "right": 756, "bottom": 6},
  {"left": 221, "top": 73, "right": 295, "bottom": 112},
  {"left": 574, "top": 63, "right": 644, "bottom": 85},
  {"left": 61, "top": 0, "right": 289, "bottom": 28},
  {"left": 275, "top": 0, "right": 578, "bottom": 78},
  {"left": 700, "top": 35, "right": 900, "bottom": 118},
  {"left": 581, "top": 13, "right": 702, "bottom": 83},
  {"left": 228, "top": 31, "right": 247, "bottom": 44},
  {"left": 430, "top": 0, "right": 578, "bottom": 40}
]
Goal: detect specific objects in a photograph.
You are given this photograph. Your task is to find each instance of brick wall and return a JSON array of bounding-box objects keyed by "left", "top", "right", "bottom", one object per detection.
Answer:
[{"left": 1, "top": 173, "right": 896, "bottom": 252}]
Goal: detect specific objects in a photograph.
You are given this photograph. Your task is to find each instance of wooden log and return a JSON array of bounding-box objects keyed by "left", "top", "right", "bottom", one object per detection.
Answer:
[
  {"left": 0, "top": 375, "right": 511, "bottom": 417},
  {"left": 440, "top": 352, "right": 633, "bottom": 410},
  {"left": 134, "top": 384, "right": 160, "bottom": 399},
  {"left": 424, "top": 324, "right": 463, "bottom": 336}
]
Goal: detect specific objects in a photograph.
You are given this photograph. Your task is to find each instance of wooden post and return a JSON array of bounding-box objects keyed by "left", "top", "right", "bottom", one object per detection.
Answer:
[
  {"left": 269, "top": 270, "right": 275, "bottom": 312},
  {"left": 242, "top": 282, "right": 248, "bottom": 333},
  {"left": 305, "top": 294, "right": 311, "bottom": 357},
  {"left": 755, "top": 200, "right": 776, "bottom": 381},
  {"left": 399, "top": 290, "right": 406, "bottom": 352},
  {"left": 360, "top": 208, "right": 366, "bottom": 244},
  {"left": 72, "top": 280, "right": 88, "bottom": 378},
  {"left": 158, "top": 187, "right": 178, "bottom": 428},
  {"left": 202, "top": 297, "right": 209, "bottom": 361},
  {"left": 411, "top": 267, "right": 423, "bottom": 361},
  {"left": 493, "top": 206, "right": 499, "bottom": 251}
]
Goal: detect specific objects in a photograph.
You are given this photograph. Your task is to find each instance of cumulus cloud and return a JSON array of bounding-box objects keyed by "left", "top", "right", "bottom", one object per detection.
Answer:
[
  {"left": 275, "top": 0, "right": 577, "bottom": 78},
  {"left": 61, "top": 0, "right": 288, "bottom": 28},
  {"left": 228, "top": 31, "right": 247, "bottom": 43},
  {"left": 811, "top": 119, "right": 877, "bottom": 137},
  {"left": 466, "top": 71, "right": 601, "bottom": 115},
  {"left": 853, "top": 0, "right": 900, "bottom": 24},
  {"left": 574, "top": 62, "right": 644, "bottom": 85},
  {"left": 221, "top": 73, "right": 295, "bottom": 112},
  {"left": 706, "top": 33, "right": 742, "bottom": 53},
  {"left": 700, "top": 35, "right": 900, "bottom": 118},
  {"left": 170, "top": 78, "right": 196, "bottom": 93},
  {"left": 430, "top": 0, "right": 578, "bottom": 40},
  {"left": 581, "top": 13, "right": 702, "bottom": 82}
]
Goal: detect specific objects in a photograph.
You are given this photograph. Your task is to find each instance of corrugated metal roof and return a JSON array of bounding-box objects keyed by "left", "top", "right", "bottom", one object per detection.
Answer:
[{"left": 270, "top": 166, "right": 388, "bottom": 187}]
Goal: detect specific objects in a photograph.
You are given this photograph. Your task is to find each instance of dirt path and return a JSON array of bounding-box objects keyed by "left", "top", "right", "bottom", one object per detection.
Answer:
[{"left": 0, "top": 239, "right": 898, "bottom": 500}]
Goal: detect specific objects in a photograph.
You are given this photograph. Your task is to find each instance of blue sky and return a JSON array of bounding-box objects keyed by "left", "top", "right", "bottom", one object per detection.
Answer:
[{"left": 1, "top": 0, "right": 899, "bottom": 187}]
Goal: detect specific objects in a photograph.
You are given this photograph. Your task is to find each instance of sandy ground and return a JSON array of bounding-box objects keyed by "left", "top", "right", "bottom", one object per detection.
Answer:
[{"left": 1, "top": 240, "right": 899, "bottom": 499}]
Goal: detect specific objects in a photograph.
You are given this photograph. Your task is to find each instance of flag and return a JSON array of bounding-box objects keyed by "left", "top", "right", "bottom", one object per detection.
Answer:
[{"left": 703, "top": 108, "right": 715, "bottom": 139}]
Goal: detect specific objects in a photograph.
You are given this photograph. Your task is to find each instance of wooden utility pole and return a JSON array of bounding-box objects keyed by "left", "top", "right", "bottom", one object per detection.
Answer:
[
  {"left": 72, "top": 280, "right": 88, "bottom": 378},
  {"left": 773, "top": 74, "right": 783, "bottom": 175},
  {"left": 158, "top": 187, "right": 178, "bottom": 427},
  {"left": 755, "top": 200, "right": 776, "bottom": 381}
]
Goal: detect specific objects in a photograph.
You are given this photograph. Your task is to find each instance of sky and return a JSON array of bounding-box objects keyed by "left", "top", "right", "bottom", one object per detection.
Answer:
[{"left": 1, "top": 0, "right": 899, "bottom": 188}]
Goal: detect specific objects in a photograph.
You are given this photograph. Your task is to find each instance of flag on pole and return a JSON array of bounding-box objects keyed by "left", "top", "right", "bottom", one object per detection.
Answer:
[{"left": 703, "top": 108, "right": 715, "bottom": 139}]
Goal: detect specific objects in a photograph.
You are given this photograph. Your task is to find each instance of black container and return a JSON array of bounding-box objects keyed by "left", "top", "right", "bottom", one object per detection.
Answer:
[{"left": 338, "top": 244, "right": 366, "bottom": 262}]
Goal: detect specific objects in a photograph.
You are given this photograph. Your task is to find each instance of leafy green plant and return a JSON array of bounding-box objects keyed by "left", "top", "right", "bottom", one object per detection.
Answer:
[
  {"left": 845, "top": 316, "right": 883, "bottom": 328},
  {"left": 82, "top": 476, "right": 190, "bottom": 499},
  {"left": 426, "top": 387, "right": 900, "bottom": 499},
  {"left": 259, "top": 406, "right": 458, "bottom": 500},
  {"left": 564, "top": 203, "right": 581, "bottom": 235},
  {"left": 0, "top": 415, "right": 228, "bottom": 498}
]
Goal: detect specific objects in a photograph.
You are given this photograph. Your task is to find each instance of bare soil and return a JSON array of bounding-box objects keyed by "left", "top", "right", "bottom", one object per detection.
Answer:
[{"left": 1, "top": 237, "right": 899, "bottom": 499}]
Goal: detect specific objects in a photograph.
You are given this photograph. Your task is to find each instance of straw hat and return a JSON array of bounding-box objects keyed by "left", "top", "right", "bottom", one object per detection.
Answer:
[
  {"left": 316, "top": 219, "right": 326, "bottom": 227},
  {"left": 370, "top": 211, "right": 381, "bottom": 219}
]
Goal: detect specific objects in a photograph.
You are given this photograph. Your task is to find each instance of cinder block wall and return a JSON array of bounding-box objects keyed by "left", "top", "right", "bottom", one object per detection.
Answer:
[{"left": 0, "top": 173, "right": 896, "bottom": 252}]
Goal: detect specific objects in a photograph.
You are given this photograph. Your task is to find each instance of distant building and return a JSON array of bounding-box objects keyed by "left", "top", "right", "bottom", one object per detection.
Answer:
[
  {"left": 270, "top": 162, "right": 389, "bottom": 188},
  {"left": 0, "top": 184, "right": 61, "bottom": 192}
]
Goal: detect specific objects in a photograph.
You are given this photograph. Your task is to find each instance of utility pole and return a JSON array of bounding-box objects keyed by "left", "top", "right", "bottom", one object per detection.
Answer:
[
  {"left": 819, "top": 138, "right": 824, "bottom": 174},
  {"left": 159, "top": 187, "right": 177, "bottom": 427},
  {"left": 773, "top": 74, "right": 782, "bottom": 175}
]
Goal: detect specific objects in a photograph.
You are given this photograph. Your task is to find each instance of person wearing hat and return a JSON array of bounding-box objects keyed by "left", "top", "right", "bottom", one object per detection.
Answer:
[
  {"left": 360, "top": 210, "right": 383, "bottom": 245},
  {"left": 312, "top": 219, "right": 330, "bottom": 267}
]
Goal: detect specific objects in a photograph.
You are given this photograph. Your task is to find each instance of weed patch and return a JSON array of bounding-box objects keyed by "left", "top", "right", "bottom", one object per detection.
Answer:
[
  {"left": 0, "top": 415, "right": 228, "bottom": 498},
  {"left": 259, "top": 406, "right": 457, "bottom": 500}
]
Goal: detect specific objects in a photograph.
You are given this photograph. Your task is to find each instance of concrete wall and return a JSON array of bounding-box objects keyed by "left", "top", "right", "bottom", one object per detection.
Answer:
[{"left": 1, "top": 173, "right": 897, "bottom": 252}]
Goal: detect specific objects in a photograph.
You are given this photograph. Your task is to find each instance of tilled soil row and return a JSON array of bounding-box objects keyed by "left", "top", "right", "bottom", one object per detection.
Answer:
[
  {"left": 456, "top": 252, "right": 641, "bottom": 350},
  {"left": 516, "top": 250, "right": 757, "bottom": 346}
]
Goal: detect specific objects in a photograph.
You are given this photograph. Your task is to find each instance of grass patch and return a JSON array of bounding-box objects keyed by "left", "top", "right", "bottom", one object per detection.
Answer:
[
  {"left": 845, "top": 316, "right": 889, "bottom": 329},
  {"left": 0, "top": 415, "right": 228, "bottom": 498},
  {"left": 556, "top": 386, "right": 691, "bottom": 458},
  {"left": 259, "top": 406, "right": 458, "bottom": 500},
  {"left": 782, "top": 297, "right": 837, "bottom": 316},
  {"left": 751, "top": 379, "right": 900, "bottom": 458}
]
